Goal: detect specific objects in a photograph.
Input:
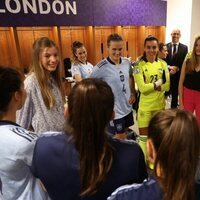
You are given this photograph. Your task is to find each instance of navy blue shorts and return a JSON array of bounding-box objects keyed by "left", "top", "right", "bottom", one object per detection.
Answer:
[{"left": 108, "top": 111, "right": 134, "bottom": 134}]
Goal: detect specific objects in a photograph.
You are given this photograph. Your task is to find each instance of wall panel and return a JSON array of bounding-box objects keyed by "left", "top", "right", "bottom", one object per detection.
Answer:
[
  {"left": 0, "top": 27, "right": 20, "bottom": 67},
  {"left": 60, "top": 26, "right": 87, "bottom": 60},
  {"left": 122, "top": 27, "right": 138, "bottom": 60},
  {"left": 145, "top": 26, "right": 166, "bottom": 42},
  {"left": 0, "top": 26, "right": 166, "bottom": 71},
  {"left": 93, "top": 26, "right": 115, "bottom": 64},
  {"left": 16, "top": 27, "right": 54, "bottom": 70}
]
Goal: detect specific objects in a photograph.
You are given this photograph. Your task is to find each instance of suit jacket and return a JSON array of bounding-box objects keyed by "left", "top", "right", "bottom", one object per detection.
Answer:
[{"left": 166, "top": 42, "right": 188, "bottom": 80}]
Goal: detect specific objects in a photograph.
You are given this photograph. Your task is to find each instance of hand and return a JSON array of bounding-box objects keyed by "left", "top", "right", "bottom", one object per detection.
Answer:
[
  {"left": 154, "top": 86, "right": 161, "bottom": 91},
  {"left": 129, "top": 94, "right": 136, "bottom": 104},
  {"left": 154, "top": 79, "right": 163, "bottom": 88},
  {"left": 179, "top": 102, "right": 184, "bottom": 110},
  {"left": 169, "top": 66, "right": 179, "bottom": 74}
]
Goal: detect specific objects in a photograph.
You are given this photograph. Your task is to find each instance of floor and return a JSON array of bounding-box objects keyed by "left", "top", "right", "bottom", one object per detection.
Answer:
[{"left": 130, "top": 96, "right": 171, "bottom": 135}]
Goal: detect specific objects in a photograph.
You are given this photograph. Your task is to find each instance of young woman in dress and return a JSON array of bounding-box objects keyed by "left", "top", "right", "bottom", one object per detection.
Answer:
[{"left": 17, "top": 37, "right": 66, "bottom": 133}]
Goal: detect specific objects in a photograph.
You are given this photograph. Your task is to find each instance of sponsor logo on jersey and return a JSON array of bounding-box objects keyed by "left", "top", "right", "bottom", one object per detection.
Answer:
[{"left": 120, "top": 74, "right": 124, "bottom": 82}]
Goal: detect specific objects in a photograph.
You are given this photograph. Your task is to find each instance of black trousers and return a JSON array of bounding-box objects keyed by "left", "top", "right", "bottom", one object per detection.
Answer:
[{"left": 170, "top": 75, "right": 179, "bottom": 108}]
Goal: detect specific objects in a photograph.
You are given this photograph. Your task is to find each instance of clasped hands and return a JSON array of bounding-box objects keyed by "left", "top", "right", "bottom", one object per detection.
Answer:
[
  {"left": 169, "top": 66, "right": 179, "bottom": 74},
  {"left": 154, "top": 79, "right": 163, "bottom": 91}
]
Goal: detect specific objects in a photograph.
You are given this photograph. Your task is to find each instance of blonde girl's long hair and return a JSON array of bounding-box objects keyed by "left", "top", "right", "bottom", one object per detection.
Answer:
[
  {"left": 30, "top": 37, "right": 65, "bottom": 109},
  {"left": 186, "top": 35, "right": 200, "bottom": 73}
]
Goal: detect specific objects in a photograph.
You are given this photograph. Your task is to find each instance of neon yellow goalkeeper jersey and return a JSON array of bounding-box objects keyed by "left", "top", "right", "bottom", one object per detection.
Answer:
[{"left": 134, "top": 58, "right": 170, "bottom": 111}]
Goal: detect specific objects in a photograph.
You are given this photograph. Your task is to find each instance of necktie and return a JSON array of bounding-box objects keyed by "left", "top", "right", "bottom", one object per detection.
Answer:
[{"left": 173, "top": 44, "right": 177, "bottom": 56}]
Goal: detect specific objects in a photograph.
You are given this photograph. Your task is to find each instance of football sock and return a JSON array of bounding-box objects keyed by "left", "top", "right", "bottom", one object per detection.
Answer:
[{"left": 139, "top": 135, "right": 147, "bottom": 161}]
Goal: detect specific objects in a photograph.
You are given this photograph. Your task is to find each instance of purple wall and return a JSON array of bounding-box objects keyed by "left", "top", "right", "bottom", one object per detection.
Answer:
[
  {"left": 93, "top": 0, "right": 167, "bottom": 26},
  {"left": 0, "top": 0, "right": 166, "bottom": 26}
]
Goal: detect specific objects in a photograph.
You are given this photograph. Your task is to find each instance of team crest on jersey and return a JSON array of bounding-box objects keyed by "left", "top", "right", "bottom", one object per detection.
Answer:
[{"left": 120, "top": 74, "right": 125, "bottom": 82}]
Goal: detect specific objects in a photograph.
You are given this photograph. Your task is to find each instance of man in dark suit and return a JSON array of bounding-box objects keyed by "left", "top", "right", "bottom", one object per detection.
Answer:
[{"left": 166, "top": 29, "right": 188, "bottom": 108}]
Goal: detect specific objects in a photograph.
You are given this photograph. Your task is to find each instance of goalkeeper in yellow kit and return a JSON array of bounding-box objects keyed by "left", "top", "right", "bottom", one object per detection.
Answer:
[{"left": 134, "top": 36, "right": 170, "bottom": 161}]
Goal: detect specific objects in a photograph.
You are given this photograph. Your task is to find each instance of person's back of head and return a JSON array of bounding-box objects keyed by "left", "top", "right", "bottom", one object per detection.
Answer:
[
  {"left": 67, "top": 78, "right": 114, "bottom": 195},
  {"left": 0, "top": 66, "right": 24, "bottom": 119},
  {"left": 148, "top": 109, "right": 200, "bottom": 200}
]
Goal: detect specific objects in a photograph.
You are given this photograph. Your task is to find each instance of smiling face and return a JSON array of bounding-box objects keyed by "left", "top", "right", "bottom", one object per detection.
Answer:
[
  {"left": 75, "top": 46, "right": 87, "bottom": 63},
  {"left": 108, "top": 40, "right": 123, "bottom": 64},
  {"left": 171, "top": 29, "right": 181, "bottom": 43},
  {"left": 144, "top": 40, "right": 159, "bottom": 62},
  {"left": 41, "top": 47, "right": 59, "bottom": 72}
]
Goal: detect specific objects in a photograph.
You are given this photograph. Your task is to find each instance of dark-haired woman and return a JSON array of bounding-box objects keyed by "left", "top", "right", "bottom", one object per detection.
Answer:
[
  {"left": 0, "top": 66, "right": 48, "bottom": 199},
  {"left": 134, "top": 36, "right": 170, "bottom": 159},
  {"left": 158, "top": 42, "right": 177, "bottom": 75},
  {"left": 108, "top": 109, "right": 200, "bottom": 200},
  {"left": 31, "top": 78, "right": 147, "bottom": 200},
  {"left": 71, "top": 41, "right": 93, "bottom": 82}
]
